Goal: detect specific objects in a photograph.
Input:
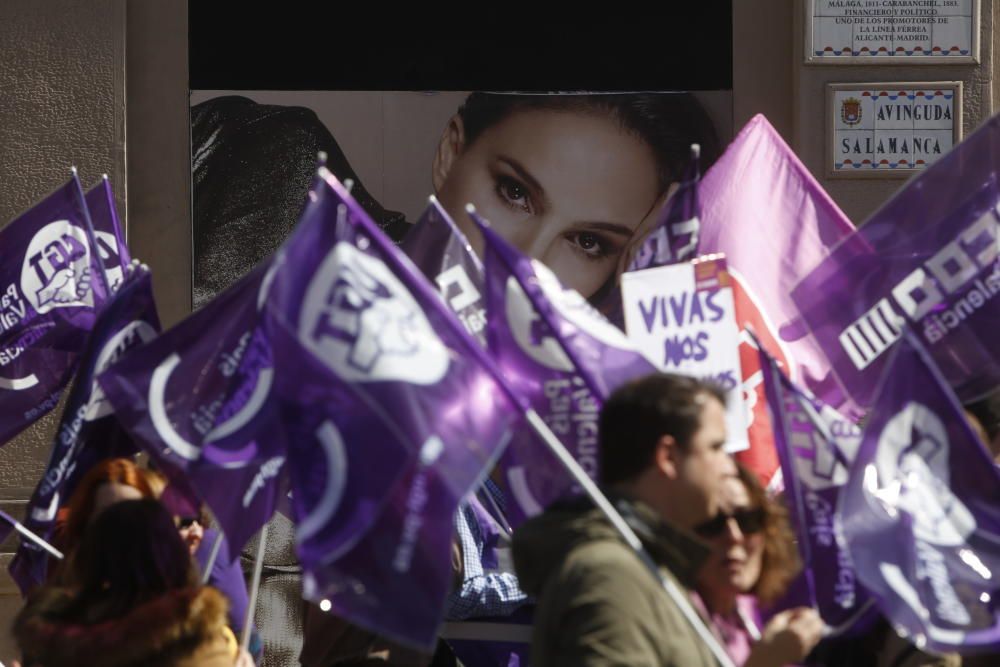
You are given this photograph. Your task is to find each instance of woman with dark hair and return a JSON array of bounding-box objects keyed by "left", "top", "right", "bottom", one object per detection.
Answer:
[
  {"left": 58, "top": 458, "right": 155, "bottom": 553},
  {"left": 30, "top": 457, "right": 159, "bottom": 590},
  {"left": 693, "top": 463, "right": 810, "bottom": 666},
  {"left": 13, "top": 499, "right": 253, "bottom": 667}
]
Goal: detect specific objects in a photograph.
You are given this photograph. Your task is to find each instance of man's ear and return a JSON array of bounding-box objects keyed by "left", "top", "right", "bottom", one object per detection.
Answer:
[
  {"left": 653, "top": 434, "right": 679, "bottom": 479},
  {"left": 432, "top": 114, "right": 466, "bottom": 193}
]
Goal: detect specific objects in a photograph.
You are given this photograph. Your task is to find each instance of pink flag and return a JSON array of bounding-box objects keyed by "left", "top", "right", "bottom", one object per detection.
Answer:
[{"left": 699, "top": 114, "right": 856, "bottom": 486}]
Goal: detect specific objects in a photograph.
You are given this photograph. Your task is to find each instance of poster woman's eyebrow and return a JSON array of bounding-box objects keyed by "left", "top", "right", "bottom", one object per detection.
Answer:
[
  {"left": 575, "top": 222, "right": 635, "bottom": 238},
  {"left": 496, "top": 156, "right": 548, "bottom": 204}
]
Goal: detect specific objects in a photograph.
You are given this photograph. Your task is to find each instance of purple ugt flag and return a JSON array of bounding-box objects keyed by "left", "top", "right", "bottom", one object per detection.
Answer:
[
  {"left": 84, "top": 176, "right": 131, "bottom": 291},
  {"left": 628, "top": 144, "right": 702, "bottom": 272},
  {"left": 262, "top": 168, "right": 522, "bottom": 650},
  {"left": 759, "top": 345, "right": 876, "bottom": 637},
  {"left": 792, "top": 114, "right": 1000, "bottom": 410},
  {"left": 839, "top": 333, "right": 1000, "bottom": 654},
  {"left": 8, "top": 267, "right": 161, "bottom": 594},
  {"left": 400, "top": 196, "right": 487, "bottom": 344},
  {"left": 98, "top": 259, "right": 287, "bottom": 554},
  {"left": 0, "top": 175, "right": 113, "bottom": 446},
  {"left": 474, "top": 209, "right": 658, "bottom": 524}
]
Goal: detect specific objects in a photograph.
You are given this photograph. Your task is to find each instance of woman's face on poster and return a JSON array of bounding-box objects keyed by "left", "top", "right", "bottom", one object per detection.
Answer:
[{"left": 433, "top": 108, "right": 662, "bottom": 300}]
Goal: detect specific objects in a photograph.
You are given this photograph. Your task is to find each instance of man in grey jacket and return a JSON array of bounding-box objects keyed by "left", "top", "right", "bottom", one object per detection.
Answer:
[{"left": 513, "top": 373, "right": 822, "bottom": 667}]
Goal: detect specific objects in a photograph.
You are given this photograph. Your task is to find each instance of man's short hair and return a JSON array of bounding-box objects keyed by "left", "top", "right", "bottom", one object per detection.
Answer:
[{"left": 599, "top": 373, "right": 726, "bottom": 486}]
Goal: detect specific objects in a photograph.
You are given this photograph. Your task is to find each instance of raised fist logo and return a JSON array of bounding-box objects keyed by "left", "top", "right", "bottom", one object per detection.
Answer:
[
  {"left": 35, "top": 266, "right": 91, "bottom": 309},
  {"left": 299, "top": 243, "right": 448, "bottom": 385},
  {"left": 317, "top": 261, "right": 420, "bottom": 372},
  {"left": 21, "top": 221, "right": 94, "bottom": 313},
  {"left": 873, "top": 402, "right": 976, "bottom": 547}
]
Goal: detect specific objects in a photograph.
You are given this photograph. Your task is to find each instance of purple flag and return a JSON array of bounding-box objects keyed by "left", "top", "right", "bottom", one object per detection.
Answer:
[
  {"left": 263, "top": 169, "right": 522, "bottom": 649},
  {"left": 695, "top": 115, "right": 858, "bottom": 488},
  {"left": 759, "top": 346, "right": 876, "bottom": 636},
  {"left": 628, "top": 144, "right": 702, "bottom": 271},
  {"left": 8, "top": 267, "right": 160, "bottom": 594},
  {"left": 0, "top": 175, "right": 112, "bottom": 445},
  {"left": 475, "top": 210, "right": 657, "bottom": 524},
  {"left": 400, "top": 196, "right": 487, "bottom": 343},
  {"left": 792, "top": 114, "right": 1000, "bottom": 409},
  {"left": 98, "top": 260, "right": 287, "bottom": 554},
  {"left": 84, "top": 176, "right": 131, "bottom": 290},
  {"left": 839, "top": 334, "right": 1000, "bottom": 654}
]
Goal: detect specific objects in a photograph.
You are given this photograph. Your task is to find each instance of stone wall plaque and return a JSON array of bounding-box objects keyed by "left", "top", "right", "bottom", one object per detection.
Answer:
[
  {"left": 827, "top": 82, "right": 962, "bottom": 177},
  {"left": 807, "top": 0, "right": 979, "bottom": 63}
]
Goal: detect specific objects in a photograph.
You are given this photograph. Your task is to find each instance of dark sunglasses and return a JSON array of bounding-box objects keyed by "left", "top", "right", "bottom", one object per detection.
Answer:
[
  {"left": 177, "top": 516, "right": 201, "bottom": 529},
  {"left": 693, "top": 507, "right": 765, "bottom": 539}
]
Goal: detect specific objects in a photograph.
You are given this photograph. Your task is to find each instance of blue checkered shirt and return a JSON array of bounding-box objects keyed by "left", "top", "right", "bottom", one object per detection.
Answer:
[{"left": 445, "top": 481, "right": 529, "bottom": 620}]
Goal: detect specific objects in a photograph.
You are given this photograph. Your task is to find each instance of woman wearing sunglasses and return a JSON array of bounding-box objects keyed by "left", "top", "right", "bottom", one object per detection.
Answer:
[{"left": 693, "top": 463, "right": 821, "bottom": 666}]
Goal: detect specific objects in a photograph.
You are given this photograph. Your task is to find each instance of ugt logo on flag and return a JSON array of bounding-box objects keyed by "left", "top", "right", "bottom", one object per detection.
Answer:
[{"left": 300, "top": 242, "right": 449, "bottom": 384}]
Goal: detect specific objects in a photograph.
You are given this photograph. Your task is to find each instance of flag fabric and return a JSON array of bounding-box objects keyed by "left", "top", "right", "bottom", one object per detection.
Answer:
[
  {"left": 627, "top": 144, "right": 702, "bottom": 272},
  {"left": 262, "top": 169, "right": 523, "bottom": 649},
  {"left": 8, "top": 266, "right": 160, "bottom": 594},
  {"left": 792, "top": 114, "right": 1000, "bottom": 409},
  {"left": 400, "top": 196, "right": 487, "bottom": 343},
  {"left": 759, "top": 344, "right": 875, "bottom": 636},
  {"left": 839, "top": 334, "right": 1000, "bottom": 654},
  {"left": 0, "top": 175, "right": 114, "bottom": 445},
  {"left": 475, "top": 209, "right": 658, "bottom": 524},
  {"left": 696, "top": 114, "right": 858, "bottom": 486},
  {"left": 98, "top": 259, "right": 286, "bottom": 554},
  {"left": 84, "top": 176, "right": 131, "bottom": 290}
]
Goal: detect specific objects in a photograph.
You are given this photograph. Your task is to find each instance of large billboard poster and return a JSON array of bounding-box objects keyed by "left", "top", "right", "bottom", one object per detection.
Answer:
[
  {"left": 189, "top": 90, "right": 733, "bottom": 309},
  {"left": 188, "top": 88, "right": 732, "bottom": 664}
]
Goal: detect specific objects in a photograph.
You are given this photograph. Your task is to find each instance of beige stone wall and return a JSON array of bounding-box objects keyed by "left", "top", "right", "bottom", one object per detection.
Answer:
[
  {"left": 734, "top": 0, "right": 995, "bottom": 225},
  {"left": 0, "top": 1, "right": 125, "bottom": 662},
  {"left": 793, "top": 0, "right": 996, "bottom": 224}
]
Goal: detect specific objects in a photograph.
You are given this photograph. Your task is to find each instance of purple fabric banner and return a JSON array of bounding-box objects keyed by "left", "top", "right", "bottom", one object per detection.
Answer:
[
  {"left": 262, "top": 169, "right": 521, "bottom": 649},
  {"left": 628, "top": 144, "right": 702, "bottom": 272},
  {"left": 792, "top": 114, "right": 1000, "bottom": 409},
  {"left": 400, "top": 196, "right": 487, "bottom": 344},
  {"left": 476, "top": 213, "right": 658, "bottom": 401},
  {"left": 0, "top": 175, "right": 113, "bottom": 446},
  {"left": 475, "top": 210, "right": 657, "bottom": 524},
  {"left": 681, "top": 116, "right": 857, "bottom": 487},
  {"left": 9, "top": 267, "right": 161, "bottom": 594},
  {"left": 759, "top": 346, "right": 876, "bottom": 636},
  {"left": 98, "top": 259, "right": 287, "bottom": 554},
  {"left": 839, "top": 334, "right": 1000, "bottom": 654}
]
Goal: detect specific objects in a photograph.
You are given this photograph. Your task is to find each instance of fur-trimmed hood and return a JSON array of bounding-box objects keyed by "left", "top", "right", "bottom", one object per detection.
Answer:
[{"left": 15, "top": 586, "right": 235, "bottom": 667}]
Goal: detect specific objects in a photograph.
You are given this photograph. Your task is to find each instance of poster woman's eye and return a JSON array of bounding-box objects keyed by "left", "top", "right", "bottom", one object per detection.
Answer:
[
  {"left": 495, "top": 175, "right": 531, "bottom": 213},
  {"left": 568, "top": 232, "right": 614, "bottom": 260}
]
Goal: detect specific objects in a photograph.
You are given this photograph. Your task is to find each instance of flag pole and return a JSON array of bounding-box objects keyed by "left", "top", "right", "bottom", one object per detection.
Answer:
[
  {"left": 201, "top": 530, "right": 225, "bottom": 585},
  {"left": 0, "top": 509, "right": 63, "bottom": 561},
  {"left": 241, "top": 523, "right": 268, "bottom": 652}
]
